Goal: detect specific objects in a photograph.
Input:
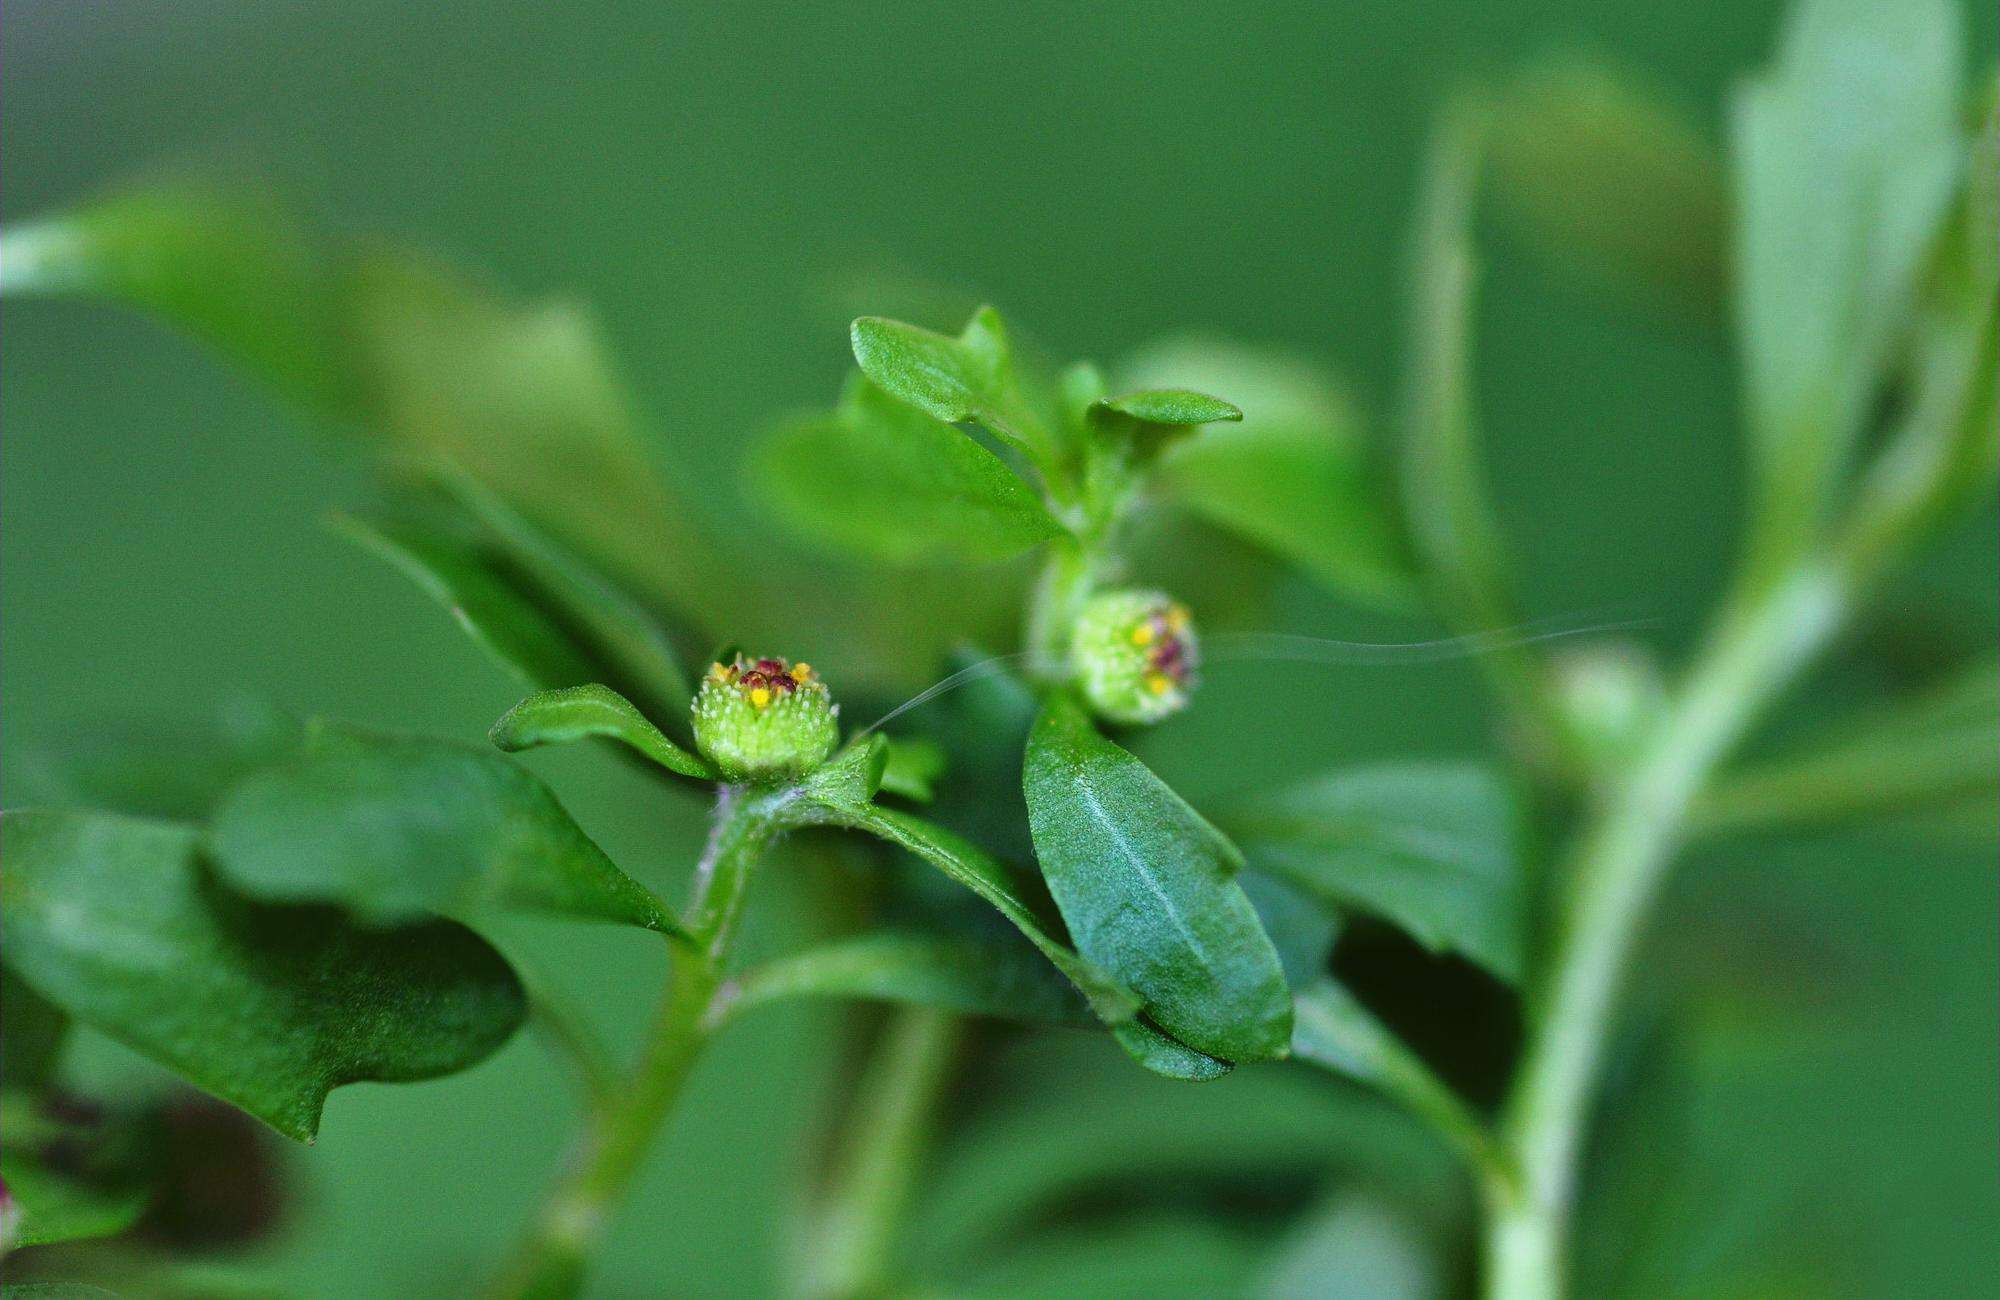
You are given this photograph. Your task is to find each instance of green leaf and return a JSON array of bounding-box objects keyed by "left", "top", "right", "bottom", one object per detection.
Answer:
[
  {"left": 801, "top": 735, "right": 893, "bottom": 817},
  {"left": 1487, "top": 59, "right": 1728, "bottom": 312},
  {"left": 851, "top": 307, "right": 1057, "bottom": 464},
  {"left": 208, "top": 722, "right": 678, "bottom": 934},
  {"left": 489, "top": 684, "right": 714, "bottom": 782},
  {"left": 878, "top": 736, "right": 945, "bottom": 803},
  {"left": 727, "top": 932, "right": 1093, "bottom": 1025},
  {"left": 832, "top": 806, "right": 1142, "bottom": 1028},
  {"left": 1699, "top": 657, "right": 1999, "bottom": 835},
  {"left": 0, "top": 186, "right": 349, "bottom": 412},
  {"left": 2, "top": 1287, "right": 122, "bottom": 1299},
  {"left": 0, "top": 1134, "right": 147, "bottom": 1250},
  {"left": 1092, "top": 388, "right": 1243, "bottom": 429},
  {"left": 1218, "top": 762, "right": 1526, "bottom": 983},
  {"left": 1733, "top": 0, "right": 1965, "bottom": 551},
  {"left": 1023, "top": 695, "right": 1293, "bottom": 1063},
  {"left": 755, "top": 377, "right": 1062, "bottom": 563},
  {"left": 2, "top": 809, "right": 526, "bottom": 1142},
  {"left": 1120, "top": 336, "right": 1416, "bottom": 609},
  {"left": 1109, "top": 1022, "right": 1232, "bottom": 1082},
  {"left": 0, "top": 969, "right": 68, "bottom": 1091},
  {"left": 1255, "top": 1189, "right": 1447, "bottom": 1300}
]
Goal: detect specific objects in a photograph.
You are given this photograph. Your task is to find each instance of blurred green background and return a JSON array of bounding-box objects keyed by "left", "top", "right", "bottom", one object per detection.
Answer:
[{"left": 4, "top": 1, "right": 1995, "bottom": 1296}]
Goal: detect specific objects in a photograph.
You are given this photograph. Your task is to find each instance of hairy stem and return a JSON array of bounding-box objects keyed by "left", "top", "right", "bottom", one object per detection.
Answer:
[
  {"left": 794, "top": 1008, "right": 961, "bottom": 1300},
  {"left": 1481, "top": 565, "right": 1846, "bottom": 1298},
  {"left": 494, "top": 787, "right": 784, "bottom": 1300}
]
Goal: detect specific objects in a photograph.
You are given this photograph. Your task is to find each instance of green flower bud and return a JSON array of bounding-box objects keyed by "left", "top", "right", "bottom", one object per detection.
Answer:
[
  {"left": 1069, "top": 589, "right": 1199, "bottom": 725},
  {"left": 692, "top": 654, "right": 839, "bottom": 782}
]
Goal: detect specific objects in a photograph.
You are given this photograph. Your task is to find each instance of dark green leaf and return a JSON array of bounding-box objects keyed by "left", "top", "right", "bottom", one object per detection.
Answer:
[
  {"left": 209, "top": 722, "right": 678, "bottom": 934},
  {"left": 833, "top": 806, "right": 1142, "bottom": 1027},
  {"left": 2, "top": 1287, "right": 123, "bottom": 1298},
  {"left": 727, "top": 932, "right": 1092, "bottom": 1025},
  {"left": 0, "top": 968, "right": 68, "bottom": 1091},
  {"left": 755, "top": 377, "right": 1062, "bottom": 563},
  {"left": 490, "top": 684, "right": 714, "bottom": 782},
  {"left": 1109, "top": 1022, "right": 1232, "bottom": 1082},
  {"left": 1024, "top": 695, "right": 1293, "bottom": 1062},
  {"left": 1488, "top": 59, "right": 1728, "bottom": 312},
  {"left": 1241, "top": 870, "right": 1342, "bottom": 988},
  {"left": 2, "top": 809, "right": 526, "bottom": 1141},
  {"left": 1219, "top": 762, "right": 1526, "bottom": 983},
  {"left": 851, "top": 307, "right": 1057, "bottom": 463},
  {"left": 1733, "top": 0, "right": 1964, "bottom": 549},
  {"left": 1120, "top": 336, "right": 1415, "bottom": 609}
]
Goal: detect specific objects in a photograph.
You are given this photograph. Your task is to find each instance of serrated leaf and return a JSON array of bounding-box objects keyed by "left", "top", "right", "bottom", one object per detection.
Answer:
[
  {"left": 1488, "top": 59, "right": 1727, "bottom": 311},
  {"left": 1120, "top": 336, "right": 1416, "bottom": 609},
  {"left": 490, "top": 684, "right": 714, "bottom": 782},
  {"left": 833, "top": 806, "right": 1142, "bottom": 1028},
  {"left": 1733, "top": 0, "right": 1965, "bottom": 549},
  {"left": 728, "top": 932, "right": 1093, "bottom": 1025},
  {"left": 2, "top": 809, "right": 526, "bottom": 1142},
  {"left": 1024, "top": 695, "right": 1293, "bottom": 1063},
  {"left": 756, "top": 377, "right": 1062, "bottom": 563},
  {"left": 208, "top": 722, "right": 678, "bottom": 934},
  {"left": 851, "top": 307, "right": 1057, "bottom": 464},
  {"left": 1219, "top": 762, "right": 1526, "bottom": 983}
]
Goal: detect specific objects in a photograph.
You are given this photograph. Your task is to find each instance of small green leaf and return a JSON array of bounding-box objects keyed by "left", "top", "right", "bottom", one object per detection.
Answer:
[
  {"left": 2, "top": 809, "right": 526, "bottom": 1142},
  {"left": 1733, "top": 0, "right": 1965, "bottom": 554},
  {"left": 1488, "top": 58, "right": 1728, "bottom": 311},
  {"left": 1092, "top": 388, "right": 1242, "bottom": 429},
  {"left": 800, "top": 735, "right": 892, "bottom": 817},
  {"left": 851, "top": 307, "right": 1056, "bottom": 464},
  {"left": 878, "top": 736, "right": 946, "bottom": 803},
  {"left": 0, "top": 969, "right": 68, "bottom": 1091},
  {"left": 1109, "top": 1023, "right": 1232, "bottom": 1082},
  {"left": 834, "top": 806, "right": 1143, "bottom": 1028},
  {"left": 1219, "top": 762, "right": 1526, "bottom": 983},
  {"left": 209, "top": 723, "right": 678, "bottom": 934},
  {"left": 490, "top": 684, "right": 715, "bottom": 782},
  {"left": 728, "top": 932, "right": 1093, "bottom": 1025},
  {"left": 756, "top": 378, "right": 1063, "bottom": 563},
  {"left": 1120, "top": 336, "right": 1416, "bottom": 609},
  {"left": 1024, "top": 695, "right": 1293, "bottom": 1063},
  {"left": 0, "top": 1129, "right": 148, "bottom": 1250}
]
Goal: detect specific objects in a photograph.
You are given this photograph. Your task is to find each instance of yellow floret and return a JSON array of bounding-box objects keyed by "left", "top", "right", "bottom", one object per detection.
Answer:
[{"left": 749, "top": 686, "right": 773, "bottom": 708}]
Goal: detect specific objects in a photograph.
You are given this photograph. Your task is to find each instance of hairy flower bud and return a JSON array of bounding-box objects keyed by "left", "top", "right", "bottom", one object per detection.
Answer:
[
  {"left": 692, "top": 655, "right": 839, "bottom": 782},
  {"left": 1069, "top": 589, "right": 1199, "bottom": 725}
]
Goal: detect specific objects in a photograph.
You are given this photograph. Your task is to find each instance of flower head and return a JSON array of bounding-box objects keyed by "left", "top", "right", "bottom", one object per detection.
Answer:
[
  {"left": 692, "top": 654, "right": 839, "bottom": 781},
  {"left": 1069, "top": 589, "right": 1199, "bottom": 725}
]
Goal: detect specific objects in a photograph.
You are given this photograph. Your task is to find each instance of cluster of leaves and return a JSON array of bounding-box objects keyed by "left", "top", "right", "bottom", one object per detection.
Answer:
[{"left": 2, "top": 0, "right": 1995, "bottom": 1294}]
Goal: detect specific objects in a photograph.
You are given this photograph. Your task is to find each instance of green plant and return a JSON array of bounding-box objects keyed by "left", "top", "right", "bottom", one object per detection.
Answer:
[{"left": 1, "top": 1, "right": 1993, "bottom": 1297}]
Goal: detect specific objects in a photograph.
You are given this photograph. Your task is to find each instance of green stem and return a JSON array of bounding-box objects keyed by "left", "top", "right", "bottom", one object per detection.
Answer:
[
  {"left": 494, "top": 786, "right": 785, "bottom": 1300},
  {"left": 1483, "top": 564, "right": 1847, "bottom": 1299},
  {"left": 794, "top": 1008, "right": 961, "bottom": 1300}
]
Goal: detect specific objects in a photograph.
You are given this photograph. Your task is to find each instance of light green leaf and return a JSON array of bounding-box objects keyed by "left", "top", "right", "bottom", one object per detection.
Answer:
[
  {"left": 0, "top": 1138, "right": 147, "bottom": 1251},
  {"left": 1699, "top": 657, "right": 1998, "bottom": 835},
  {"left": 1121, "top": 336, "right": 1416, "bottom": 609},
  {"left": 2, "top": 809, "right": 526, "bottom": 1142},
  {"left": 1488, "top": 59, "right": 1727, "bottom": 311},
  {"left": 1024, "top": 694, "right": 1293, "bottom": 1063},
  {"left": 727, "top": 932, "right": 1093, "bottom": 1025},
  {"left": 490, "top": 684, "right": 714, "bottom": 782},
  {"left": 1092, "top": 388, "right": 1243, "bottom": 429},
  {"left": 851, "top": 307, "right": 1057, "bottom": 464},
  {"left": 755, "top": 377, "right": 1062, "bottom": 563},
  {"left": 878, "top": 736, "right": 945, "bottom": 803},
  {"left": 1256, "top": 1189, "right": 1446, "bottom": 1300},
  {"left": 830, "top": 806, "right": 1142, "bottom": 1028},
  {"left": 1733, "top": 0, "right": 1965, "bottom": 550},
  {"left": 1109, "top": 1022, "right": 1232, "bottom": 1082},
  {"left": 208, "top": 722, "right": 679, "bottom": 934},
  {"left": 1219, "top": 762, "right": 1526, "bottom": 983}
]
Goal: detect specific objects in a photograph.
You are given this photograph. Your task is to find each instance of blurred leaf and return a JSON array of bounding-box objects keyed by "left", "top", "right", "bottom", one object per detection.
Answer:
[
  {"left": 1256, "top": 1189, "right": 1446, "bottom": 1300},
  {"left": 832, "top": 806, "right": 1142, "bottom": 1028},
  {"left": 1241, "top": 870, "right": 1342, "bottom": 989},
  {"left": 1024, "top": 694, "right": 1293, "bottom": 1063},
  {"left": 208, "top": 722, "right": 678, "bottom": 934},
  {"left": 1, "top": 809, "right": 525, "bottom": 1142},
  {"left": 727, "top": 931, "right": 1092, "bottom": 1025},
  {"left": 2, "top": 697, "right": 301, "bottom": 824},
  {"left": 1699, "top": 656, "right": 1998, "bottom": 835},
  {"left": 0, "top": 1132, "right": 148, "bottom": 1250},
  {"left": 878, "top": 736, "right": 945, "bottom": 803},
  {"left": 0, "top": 969, "right": 68, "bottom": 1092},
  {"left": 851, "top": 307, "right": 1058, "bottom": 465},
  {"left": 1089, "top": 386, "right": 1244, "bottom": 457},
  {"left": 1488, "top": 58, "right": 1727, "bottom": 311},
  {"left": 1107, "top": 1022, "right": 1232, "bottom": 1082},
  {"left": 755, "top": 377, "right": 1062, "bottom": 563},
  {"left": 947, "top": 1212, "right": 1265, "bottom": 1300},
  {"left": 1732, "top": 0, "right": 1965, "bottom": 553},
  {"left": 489, "top": 684, "right": 714, "bottom": 782},
  {"left": 1120, "top": 335, "right": 1416, "bottom": 609},
  {"left": 0, "top": 185, "right": 349, "bottom": 411},
  {"left": 1219, "top": 762, "right": 1526, "bottom": 983},
  {"left": 1, "top": 1287, "right": 122, "bottom": 1298}
]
